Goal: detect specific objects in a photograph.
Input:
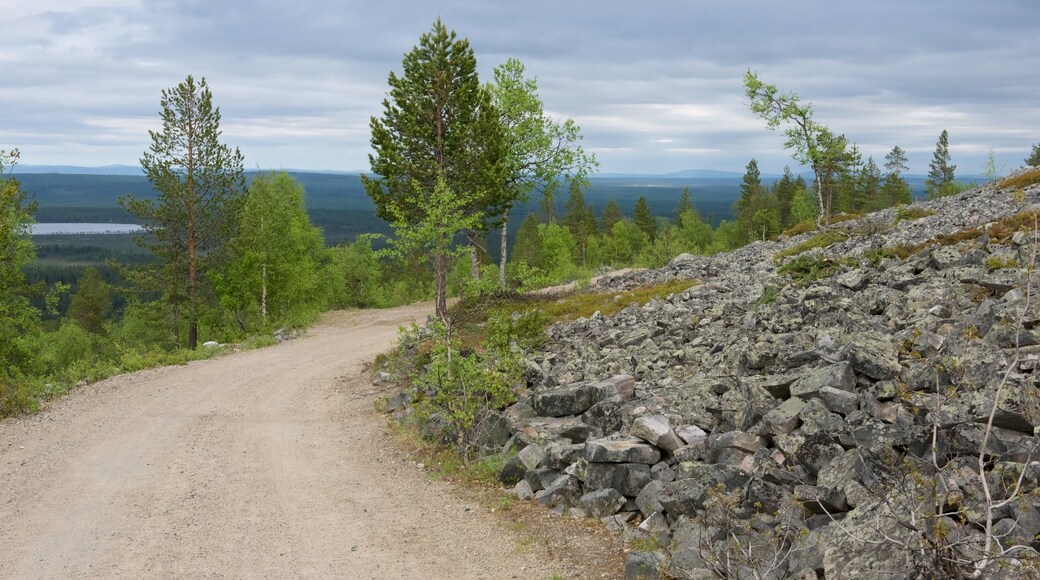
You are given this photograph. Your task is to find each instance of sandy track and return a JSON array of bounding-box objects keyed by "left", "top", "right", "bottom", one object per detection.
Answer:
[{"left": 0, "top": 304, "right": 615, "bottom": 579}]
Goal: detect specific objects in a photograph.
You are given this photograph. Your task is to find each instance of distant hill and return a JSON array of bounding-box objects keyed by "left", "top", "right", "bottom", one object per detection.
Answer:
[{"left": 17, "top": 168, "right": 985, "bottom": 246}]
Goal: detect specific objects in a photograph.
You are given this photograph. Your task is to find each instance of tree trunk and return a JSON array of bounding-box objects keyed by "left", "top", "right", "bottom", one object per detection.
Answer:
[
  {"left": 435, "top": 253, "right": 448, "bottom": 322},
  {"left": 814, "top": 171, "right": 828, "bottom": 227},
  {"left": 498, "top": 208, "right": 510, "bottom": 288},
  {"left": 469, "top": 231, "right": 481, "bottom": 281},
  {"left": 261, "top": 263, "right": 268, "bottom": 319}
]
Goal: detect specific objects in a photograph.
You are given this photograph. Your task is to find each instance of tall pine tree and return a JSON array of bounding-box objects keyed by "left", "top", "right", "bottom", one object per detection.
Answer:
[
  {"left": 120, "top": 75, "right": 245, "bottom": 350},
  {"left": 362, "top": 20, "right": 505, "bottom": 317}
]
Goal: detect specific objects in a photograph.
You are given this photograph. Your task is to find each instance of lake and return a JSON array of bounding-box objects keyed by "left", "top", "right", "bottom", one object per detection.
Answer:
[{"left": 31, "top": 223, "right": 144, "bottom": 235}]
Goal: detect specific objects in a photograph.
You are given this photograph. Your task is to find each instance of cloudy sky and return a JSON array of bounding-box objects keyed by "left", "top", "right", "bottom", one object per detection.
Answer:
[{"left": 4, "top": 0, "right": 1038, "bottom": 176}]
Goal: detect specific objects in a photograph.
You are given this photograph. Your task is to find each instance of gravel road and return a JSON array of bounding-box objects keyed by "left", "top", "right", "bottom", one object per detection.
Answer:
[{"left": 0, "top": 304, "right": 621, "bottom": 579}]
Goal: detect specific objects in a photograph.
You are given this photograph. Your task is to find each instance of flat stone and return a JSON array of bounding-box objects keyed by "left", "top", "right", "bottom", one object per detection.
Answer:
[
  {"left": 790, "top": 363, "right": 855, "bottom": 399},
  {"left": 675, "top": 424, "right": 708, "bottom": 445},
  {"left": 818, "top": 386, "right": 860, "bottom": 416},
  {"left": 531, "top": 384, "right": 606, "bottom": 417},
  {"left": 585, "top": 438, "right": 662, "bottom": 464}
]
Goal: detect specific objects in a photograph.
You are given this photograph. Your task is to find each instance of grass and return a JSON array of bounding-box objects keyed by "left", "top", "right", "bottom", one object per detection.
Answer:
[
  {"left": 996, "top": 167, "right": 1040, "bottom": 190},
  {"left": 774, "top": 230, "right": 850, "bottom": 262},
  {"left": 894, "top": 206, "right": 936, "bottom": 223}
]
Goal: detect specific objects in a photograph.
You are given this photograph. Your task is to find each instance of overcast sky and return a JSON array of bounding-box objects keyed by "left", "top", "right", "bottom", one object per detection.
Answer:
[{"left": 4, "top": 0, "right": 1038, "bottom": 176}]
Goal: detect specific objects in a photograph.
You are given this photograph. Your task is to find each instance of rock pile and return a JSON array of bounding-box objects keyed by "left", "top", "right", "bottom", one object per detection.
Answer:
[{"left": 495, "top": 171, "right": 1040, "bottom": 578}]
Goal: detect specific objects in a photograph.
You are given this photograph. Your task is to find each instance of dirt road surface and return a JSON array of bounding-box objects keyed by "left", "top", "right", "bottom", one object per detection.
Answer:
[{"left": 0, "top": 305, "right": 622, "bottom": 579}]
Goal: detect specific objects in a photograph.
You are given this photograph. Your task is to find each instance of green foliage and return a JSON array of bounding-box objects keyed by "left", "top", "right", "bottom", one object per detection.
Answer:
[
  {"left": 326, "top": 236, "right": 388, "bottom": 309},
  {"left": 363, "top": 20, "right": 505, "bottom": 317},
  {"left": 981, "top": 148, "right": 1004, "bottom": 182},
  {"left": 216, "top": 172, "right": 326, "bottom": 332},
  {"left": 777, "top": 255, "right": 854, "bottom": 283},
  {"left": 633, "top": 196, "right": 657, "bottom": 241},
  {"left": 863, "top": 246, "right": 902, "bottom": 265},
  {"left": 1026, "top": 143, "right": 1040, "bottom": 168},
  {"left": 789, "top": 187, "right": 820, "bottom": 224},
  {"left": 409, "top": 319, "right": 519, "bottom": 435},
  {"left": 0, "top": 148, "right": 43, "bottom": 407},
  {"left": 600, "top": 220, "right": 649, "bottom": 267},
  {"left": 599, "top": 198, "right": 623, "bottom": 232},
  {"left": 488, "top": 57, "right": 596, "bottom": 279},
  {"left": 67, "top": 267, "right": 113, "bottom": 334},
  {"left": 121, "top": 75, "right": 245, "bottom": 350}
]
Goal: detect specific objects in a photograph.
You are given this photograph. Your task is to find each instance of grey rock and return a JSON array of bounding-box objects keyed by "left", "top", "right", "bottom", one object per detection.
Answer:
[
  {"left": 760, "top": 397, "right": 806, "bottom": 435},
  {"left": 790, "top": 363, "right": 855, "bottom": 399},
  {"left": 585, "top": 438, "right": 662, "bottom": 464},
  {"left": 635, "top": 480, "right": 665, "bottom": 517},
  {"left": 498, "top": 443, "right": 544, "bottom": 485},
  {"left": 586, "top": 462, "right": 653, "bottom": 497},
  {"left": 817, "top": 386, "right": 860, "bottom": 416},
  {"left": 794, "top": 484, "right": 850, "bottom": 515},
  {"left": 625, "top": 551, "right": 666, "bottom": 580},
  {"left": 512, "top": 479, "right": 535, "bottom": 501},
  {"left": 579, "top": 488, "right": 627, "bottom": 518},
  {"left": 658, "top": 465, "right": 750, "bottom": 517},
  {"left": 531, "top": 383, "right": 606, "bottom": 417},
  {"left": 524, "top": 468, "right": 561, "bottom": 493},
  {"left": 675, "top": 424, "right": 708, "bottom": 445},
  {"left": 534, "top": 474, "right": 581, "bottom": 509},
  {"left": 843, "top": 334, "right": 902, "bottom": 380},
  {"left": 631, "top": 415, "right": 683, "bottom": 452}
]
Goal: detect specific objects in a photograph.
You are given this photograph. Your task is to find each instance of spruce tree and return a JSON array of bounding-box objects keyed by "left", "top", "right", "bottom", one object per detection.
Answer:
[
  {"left": 633, "top": 196, "right": 657, "bottom": 241},
  {"left": 772, "top": 167, "right": 797, "bottom": 228},
  {"left": 121, "top": 75, "right": 245, "bottom": 350},
  {"left": 675, "top": 187, "right": 695, "bottom": 225},
  {"left": 1026, "top": 144, "right": 1040, "bottom": 167},
  {"left": 562, "top": 182, "right": 597, "bottom": 266},
  {"left": 600, "top": 198, "right": 623, "bottom": 233},
  {"left": 68, "top": 267, "right": 113, "bottom": 335}
]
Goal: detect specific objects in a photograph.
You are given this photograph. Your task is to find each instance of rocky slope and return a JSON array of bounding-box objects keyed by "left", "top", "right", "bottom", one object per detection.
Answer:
[{"left": 487, "top": 170, "right": 1040, "bottom": 579}]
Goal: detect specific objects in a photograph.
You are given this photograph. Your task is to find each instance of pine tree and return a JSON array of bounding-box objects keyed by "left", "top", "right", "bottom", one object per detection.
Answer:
[
  {"left": 633, "top": 196, "right": 657, "bottom": 241},
  {"left": 362, "top": 20, "right": 505, "bottom": 317},
  {"left": 600, "top": 198, "right": 623, "bottom": 232},
  {"left": 882, "top": 145, "right": 912, "bottom": 205},
  {"left": 926, "top": 130, "right": 957, "bottom": 198},
  {"left": 120, "top": 75, "right": 245, "bottom": 350},
  {"left": 884, "top": 145, "right": 909, "bottom": 175}
]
